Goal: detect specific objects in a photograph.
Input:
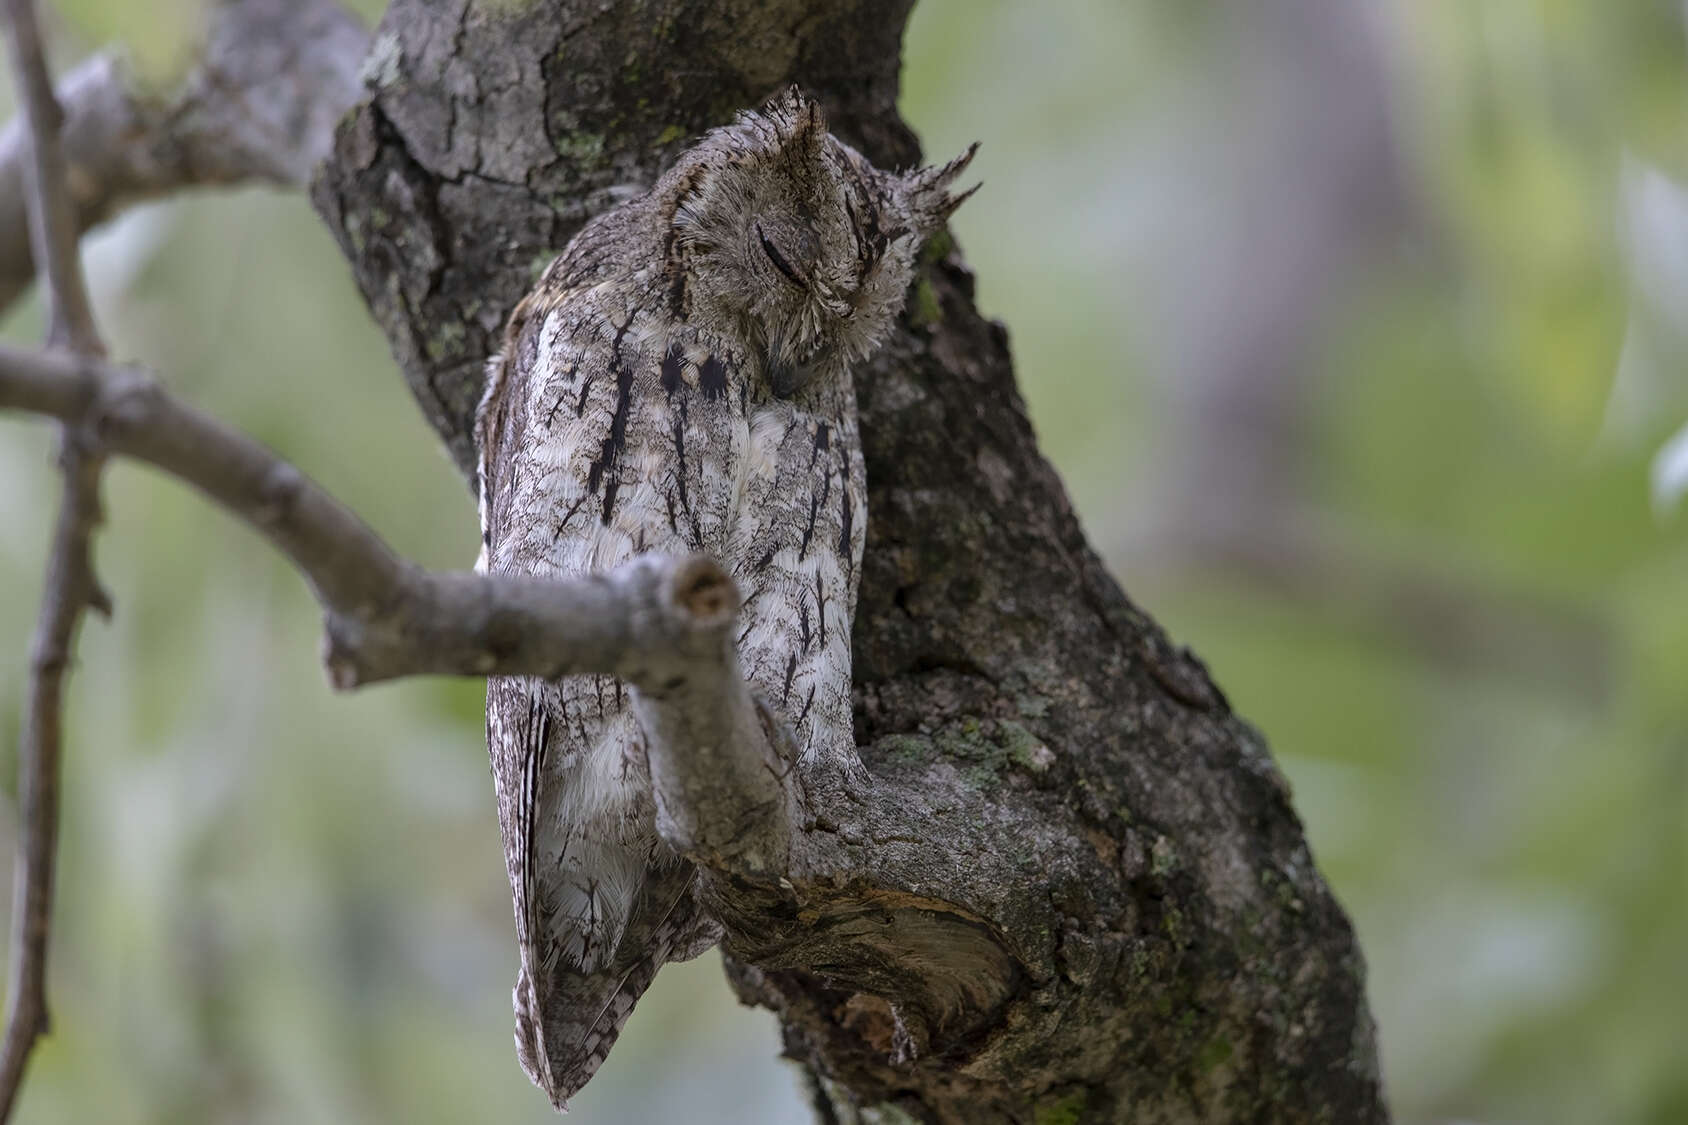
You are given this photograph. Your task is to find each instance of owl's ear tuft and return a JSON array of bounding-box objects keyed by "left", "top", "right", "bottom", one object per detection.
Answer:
[
  {"left": 901, "top": 142, "right": 981, "bottom": 242},
  {"left": 760, "top": 85, "right": 828, "bottom": 167}
]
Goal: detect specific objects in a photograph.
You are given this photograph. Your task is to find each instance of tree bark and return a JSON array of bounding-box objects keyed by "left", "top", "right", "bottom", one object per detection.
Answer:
[{"left": 312, "top": 2, "right": 1389, "bottom": 1121}]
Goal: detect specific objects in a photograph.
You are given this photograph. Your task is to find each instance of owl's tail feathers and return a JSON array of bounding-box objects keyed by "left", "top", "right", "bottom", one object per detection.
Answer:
[{"left": 512, "top": 873, "right": 718, "bottom": 1111}]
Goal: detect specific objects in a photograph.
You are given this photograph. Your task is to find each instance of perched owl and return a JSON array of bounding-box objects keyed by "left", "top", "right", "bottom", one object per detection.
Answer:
[{"left": 474, "top": 88, "right": 975, "bottom": 1109}]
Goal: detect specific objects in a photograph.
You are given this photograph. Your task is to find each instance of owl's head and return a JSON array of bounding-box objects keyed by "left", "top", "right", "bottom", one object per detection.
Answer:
[{"left": 664, "top": 88, "right": 977, "bottom": 396}]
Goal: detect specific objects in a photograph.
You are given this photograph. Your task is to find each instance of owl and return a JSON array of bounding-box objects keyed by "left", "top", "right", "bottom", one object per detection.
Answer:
[{"left": 473, "top": 88, "right": 975, "bottom": 1110}]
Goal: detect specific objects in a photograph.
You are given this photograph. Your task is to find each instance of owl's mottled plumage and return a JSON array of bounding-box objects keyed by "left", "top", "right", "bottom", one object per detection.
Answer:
[{"left": 474, "top": 88, "right": 975, "bottom": 1109}]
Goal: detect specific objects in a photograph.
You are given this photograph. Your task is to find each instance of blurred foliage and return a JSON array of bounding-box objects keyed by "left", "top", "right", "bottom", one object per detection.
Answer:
[
  {"left": 50, "top": 0, "right": 205, "bottom": 81},
  {"left": 2, "top": 1, "right": 1687, "bottom": 1123}
]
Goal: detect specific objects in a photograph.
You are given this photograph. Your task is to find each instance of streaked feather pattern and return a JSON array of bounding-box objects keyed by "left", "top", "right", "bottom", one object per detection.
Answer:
[{"left": 474, "top": 87, "right": 975, "bottom": 1109}]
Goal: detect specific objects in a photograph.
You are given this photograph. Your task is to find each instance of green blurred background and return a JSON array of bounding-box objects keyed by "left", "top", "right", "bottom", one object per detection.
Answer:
[{"left": 2, "top": 0, "right": 1686, "bottom": 1122}]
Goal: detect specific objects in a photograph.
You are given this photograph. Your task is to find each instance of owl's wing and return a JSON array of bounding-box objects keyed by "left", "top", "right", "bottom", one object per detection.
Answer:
[
  {"left": 477, "top": 291, "right": 740, "bottom": 1107},
  {"left": 512, "top": 857, "right": 714, "bottom": 1109},
  {"left": 487, "top": 672, "right": 719, "bottom": 1109}
]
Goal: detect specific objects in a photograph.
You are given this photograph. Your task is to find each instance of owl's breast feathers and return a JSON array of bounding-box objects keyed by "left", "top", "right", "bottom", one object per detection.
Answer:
[
  {"left": 476, "top": 248, "right": 867, "bottom": 1110},
  {"left": 470, "top": 85, "right": 975, "bottom": 1111},
  {"left": 477, "top": 288, "right": 862, "bottom": 1106}
]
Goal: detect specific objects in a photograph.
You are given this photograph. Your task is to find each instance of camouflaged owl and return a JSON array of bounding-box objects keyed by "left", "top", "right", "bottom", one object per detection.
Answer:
[{"left": 474, "top": 87, "right": 975, "bottom": 1109}]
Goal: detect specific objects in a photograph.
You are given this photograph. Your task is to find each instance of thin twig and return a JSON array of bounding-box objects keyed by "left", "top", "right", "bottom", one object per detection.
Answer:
[
  {"left": 0, "top": 0, "right": 109, "bottom": 1115},
  {"left": 2, "top": 0, "right": 101, "bottom": 355},
  {"left": 0, "top": 439, "right": 104, "bottom": 1121}
]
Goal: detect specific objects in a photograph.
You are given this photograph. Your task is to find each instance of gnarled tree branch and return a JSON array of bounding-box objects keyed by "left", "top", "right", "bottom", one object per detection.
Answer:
[
  {"left": 310, "top": 2, "right": 1389, "bottom": 1122},
  {"left": 0, "top": 0, "right": 1392, "bottom": 1120},
  {"left": 0, "top": 0, "right": 367, "bottom": 319}
]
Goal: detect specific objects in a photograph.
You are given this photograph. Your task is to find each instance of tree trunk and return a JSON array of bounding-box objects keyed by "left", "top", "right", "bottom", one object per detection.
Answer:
[{"left": 310, "top": 2, "right": 1389, "bottom": 1121}]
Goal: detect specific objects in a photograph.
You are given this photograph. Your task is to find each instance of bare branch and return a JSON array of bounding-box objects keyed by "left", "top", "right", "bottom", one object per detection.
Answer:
[
  {"left": 0, "top": 347, "right": 696, "bottom": 679},
  {"left": 0, "top": 0, "right": 109, "bottom": 1114},
  {"left": 0, "top": 0, "right": 367, "bottom": 318},
  {"left": 0, "top": 340, "right": 796, "bottom": 877},
  {"left": 0, "top": 438, "right": 103, "bottom": 1122},
  {"left": 632, "top": 578, "right": 797, "bottom": 876}
]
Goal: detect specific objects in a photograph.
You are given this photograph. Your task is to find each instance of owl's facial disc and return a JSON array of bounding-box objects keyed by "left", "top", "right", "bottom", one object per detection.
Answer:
[
  {"left": 752, "top": 217, "right": 850, "bottom": 396},
  {"left": 761, "top": 267, "right": 864, "bottom": 397},
  {"left": 664, "top": 88, "right": 975, "bottom": 399}
]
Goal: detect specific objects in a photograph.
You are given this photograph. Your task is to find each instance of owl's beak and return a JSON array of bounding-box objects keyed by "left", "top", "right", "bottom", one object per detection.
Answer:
[
  {"left": 768, "top": 355, "right": 820, "bottom": 398},
  {"left": 813, "top": 279, "right": 856, "bottom": 320}
]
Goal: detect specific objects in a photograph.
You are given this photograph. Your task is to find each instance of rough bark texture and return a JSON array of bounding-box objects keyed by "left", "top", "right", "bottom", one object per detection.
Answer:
[{"left": 312, "top": 2, "right": 1388, "bottom": 1122}]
